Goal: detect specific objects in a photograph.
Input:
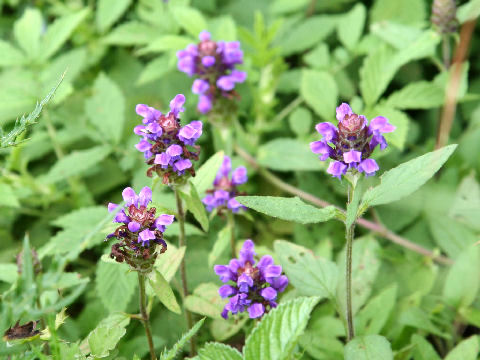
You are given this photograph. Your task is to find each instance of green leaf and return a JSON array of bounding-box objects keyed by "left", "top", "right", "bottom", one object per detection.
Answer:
[
  {"left": 40, "top": 9, "right": 89, "bottom": 61},
  {"left": 179, "top": 182, "right": 209, "bottom": 232},
  {"left": 449, "top": 174, "right": 480, "bottom": 231},
  {"left": 344, "top": 335, "right": 393, "bottom": 360},
  {"left": 0, "top": 40, "right": 25, "bottom": 67},
  {"left": 103, "top": 21, "right": 159, "bottom": 45},
  {"left": 199, "top": 342, "right": 243, "bottom": 360},
  {"left": 384, "top": 81, "right": 445, "bottom": 110},
  {"left": 458, "top": 0, "right": 480, "bottom": 23},
  {"left": 137, "top": 55, "right": 173, "bottom": 85},
  {"left": 277, "top": 16, "right": 336, "bottom": 55},
  {"left": 210, "top": 316, "right": 248, "bottom": 342},
  {"left": 210, "top": 16, "right": 237, "bottom": 41},
  {"left": 95, "top": 261, "right": 137, "bottom": 313},
  {"left": 148, "top": 270, "right": 181, "bottom": 314},
  {"left": 411, "top": 334, "right": 441, "bottom": 360},
  {"left": 171, "top": 6, "right": 207, "bottom": 37},
  {"left": 0, "top": 263, "right": 18, "bottom": 283},
  {"left": 257, "top": 138, "right": 322, "bottom": 171},
  {"left": 236, "top": 196, "right": 338, "bottom": 224},
  {"left": 270, "top": 0, "right": 310, "bottom": 14},
  {"left": 13, "top": 8, "right": 42, "bottom": 59},
  {"left": 96, "top": 0, "right": 132, "bottom": 32},
  {"left": 443, "top": 246, "right": 480, "bottom": 308},
  {"left": 275, "top": 241, "right": 338, "bottom": 299},
  {"left": 301, "top": 70, "right": 338, "bottom": 121},
  {"left": 191, "top": 151, "right": 225, "bottom": 198},
  {"left": 137, "top": 35, "right": 194, "bottom": 55},
  {"left": 155, "top": 244, "right": 186, "bottom": 282},
  {"left": 444, "top": 336, "right": 479, "bottom": 360},
  {"left": 370, "top": 0, "right": 427, "bottom": 26},
  {"left": 356, "top": 285, "right": 397, "bottom": 335},
  {"left": 288, "top": 106, "right": 312, "bottom": 137},
  {"left": 43, "top": 145, "right": 112, "bottom": 183},
  {"left": 366, "top": 106, "right": 409, "bottom": 150},
  {"left": 86, "top": 313, "right": 130, "bottom": 358},
  {"left": 360, "top": 145, "right": 457, "bottom": 208},
  {"left": 337, "top": 3, "right": 366, "bottom": 50},
  {"left": 21, "top": 235, "right": 34, "bottom": 294},
  {"left": 337, "top": 237, "right": 381, "bottom": 315},
  {"left": 399, "top": 308, "right": 446, "bottom": 337},
  {"left": 208, "top": 225, "right": 231, "bottom": 268},
  {"left": 85, "top": 73, "right": 125, "bottom": 144},
  {"left": 185, "top": 283, "right": 226, "bottom": 320},
  {"left": 243, "top": 297, "right": 320, "bottom": 360},
  {"left": 160, "top": 318, "right": 205, "bottom": 360},
  {"left": 0, "top": 183, "right": 20, "bottom": 207}
]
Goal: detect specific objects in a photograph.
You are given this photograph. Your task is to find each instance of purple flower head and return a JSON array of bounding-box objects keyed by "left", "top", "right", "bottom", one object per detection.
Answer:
[
  {"left": 134, "top": 95, "right": 203, "bottom": 185},
  {"left": 106, "top": 186, "right": 174, "bottom": 267},
  {"left": 177, "top": 30, "right": 246, "bottom": 114},
  {"left": 214, "top": 240, "right": 288, "bottom": 319},
  {"left": 310, "top": 103, "right": 395, "bottom": 179},
  {"left": 202, "top": 155, "right": 248, "bottom": 214}
]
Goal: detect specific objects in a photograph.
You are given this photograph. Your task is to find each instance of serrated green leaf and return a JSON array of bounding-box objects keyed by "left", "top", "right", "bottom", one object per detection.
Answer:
[
  {"left": 154, "top": 244, "right": 185, "bottom": 282},
  {"left": 301, "top": 70, "right": 338, "bottom": 121},
  {"left": 337, "top": 237, "right": 381, "bottom": 315},
  {"left": 160, "top": 318, "right": 205, "bottom": 360},
  {"left": 337, "top": 3, "right": 366, "bottom": 50},
  {"left": 43, "top": 145, "right": 111, "bottom": 183},
  {"left": 208, "top": 225, "right": 231, "bottom": 268},
  {"left": 184, "top": 283, "right": 226, "bottom": 320},
  {"left": 411, "top": 334, "right": 441, "bottom": 360},
  {"left": 0, "top": 40, "right": 25, "bottom": 67},
  {"left": 356, "top": 285, "right": 397, "bottom": 335},
  {"left": 344, "top": 335, "right": 393, "bottom": 360},
  {"left": 171, "top": 6, "right": 207, "bottom": 37},
  {"left": 13, "top": 8, "right": 42, "bottom": 59},
  {"left": 360, "top": 145, "right": 457, "bottom": 208},
  {"left": 257, "top": 138, "right": 322, "bottom": 171},
  {"left": 40, "top": 9, "right": 89, "bottom": 61},
  {"left": 384, "top": 81, "right": 445, "bottom": 110},
  {"left": 148, "top": 269, "right": 181, "bottom": 314},
  {"left": 86, "top": 313, "right": 130, "bottom": 358},
  {"left": 96, "top": 0, "right": 132, "bottom": 32},
  {"left": 198, "top": 342, "right": 243, "bottom": 360},
  {"left": 444, "top": 336, "right": 479, "bottom": 360},
  {"left": 443, "top": 246, "right": 480, "bottom": 308},
  {"left": 103, "top": 21, "right": 159, "bottom": 45},
  {"left": 0, "top": 183, "right": 20, "bottom": 207},
  {"left": 243, "top": 297, "right": 320, "bottom": 360},
  {"left": 237, "top": 196, "right": 338, "bottom": 224},
  {"left": 95, "top": 261, "right": 137, "bottom": 313},
  {"left": 85, "top": 73, "right": 125, "bottom": 144},
  {"left": 191, "top": 151, "right": 225, "bottom": 198},
  {"left": 275, "top": 241, "right": 337, "bottom": 299}
]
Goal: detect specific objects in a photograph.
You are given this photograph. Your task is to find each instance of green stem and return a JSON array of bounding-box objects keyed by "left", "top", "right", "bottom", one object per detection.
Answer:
[
  {"left": 226, "top": 212, "right": 236, "bottom": 258},
  {"left": 138, "top": 273, "right": 156, "bottom": 360},
  {"left": 345, "top": 184, "right": 355, "bottom": 342},
  {"left": 442, "top": 35, "right": 451, "bottom": 69},
  {"left": 174, "top": 188, "right": 196, "bottom": 356}
]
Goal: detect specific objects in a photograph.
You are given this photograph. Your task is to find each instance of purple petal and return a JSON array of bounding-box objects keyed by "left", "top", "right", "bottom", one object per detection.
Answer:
[
  {"left": 128, "top": 221, "right": 141, "bottom": 232},
  {"left": 154, "top": 153, "right": 171, "bottom": 166},
  {"left": 134, "top": 125, "right": 146, "bottom": 135},
  {"left": 138, "top": 229, "right": 155, "bottom": 244},
  {"left": 217, "top": 75, "right": 235, "bottom": 91},
  {"left": 369, "top": 116, "right": 395, "bottom": 134},
  {"left": 358, "top": 159, "right": 379, "bottom": 176},
  {"left": 239, "top": 239, "right": 256, "bottom": 266},
  {"left": 219, "top": 284, "right": 237, "bottom": 298},
  {"left": 197, "top": 95, "right": 212, "bottom": 113},
  {"left": 336, "top": 103, "right": 353, "bottom": 122},
  {"left": 138, "top": 187, "right": 152, "bottom": 207},
  {"left": 231, "top": 166, "right": 247, "bottom": 185},
  {"left": 264, "top": 265, "right": 282, "bottom": 278},
  {"left": 230, "top": 70, "right": 246, "bottom": 83},
  {"left": 155, "top": 214, "right": 175, "bottom": 226},
  {"left": 214, "top": 265, "right": 234, "bottom": 282},
  {"left": 237, "top": 273, "right": 254, "bottom": 293},
  {"left": 315, "top": 122, "right": 338, "bottom": 142},
  {"left": 135, "top": 139, "right": 151, "bottom": 152},
  {"left": 199, "top": 30, "right": 211, "bottom": 41},
  {"left": 114, "top": 211, "right": 129, "bottom": 223},
  {"left": 261, "top": 287, "right": 277, "bottom": 301},
  {"left": 343, "top": 150, "right": 362, "bottom": 164},
  {"left": 202, "top": 56, "right": 215, "bottom": 67},
  {"left": 122, "top": 187, "right": 137, "bottom": 206},
  {"left": 327, "top": 161, "right": 347, "bottom": 179},
  {"left": 271, "top": 275, "right": 289, "bottom": 292},
  {"left": 310, "top": 141, "right": 332, "bottom": 161},
  {"left": 173, "top": 159, "right": 192, "bottom": 172},
  {"left": 257, "top": 255, "right": 274, "bottom": 270},
  {"left": 108, "top": 203, "right": 118, "bottom": 212},
  {"left": 192, "top": 79, "right": 210, "bottom": 94},
  {"left": 169, "top": 94, "right": 185, "bottom": 116},
  {"left": 166, "top": 144, "right": 183, "bottom": 157},
  {"left": 228, "top": 198, "right": 244, "bottom": 212},
  {"left": 247, "top": 303, "right": 265, "bottom": 318}
]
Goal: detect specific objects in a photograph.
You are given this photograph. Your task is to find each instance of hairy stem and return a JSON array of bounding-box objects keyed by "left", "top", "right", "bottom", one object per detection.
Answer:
[
  {"left": 235, "top": 145, "right": 453, "bottom": 265},
  {"left": 226, "top": 211, "right": 236, "bottom": 258},
  {"left": 138, "top": 273, "right": 156, "bottom": 360},
  {"left": 345, "top": 223, "right": 355, "bottom": 341},
  {"left": 174, "top": 188, "right": 196, "bottom": 356}
]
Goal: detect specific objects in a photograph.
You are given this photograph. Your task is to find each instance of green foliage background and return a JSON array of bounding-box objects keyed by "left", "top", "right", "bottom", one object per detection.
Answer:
[{"left": 0, "top": 0, "right": 479, "bottom": 359}]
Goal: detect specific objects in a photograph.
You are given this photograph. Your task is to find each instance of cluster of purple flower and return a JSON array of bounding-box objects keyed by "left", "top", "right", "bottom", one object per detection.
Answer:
[
  {"left": 134, "top": 94, "right": 203, "bottom": 184},
  {"left": 310, "top": 103, "right": 395, "bottom": 179},
  {"left": 202, "top": 155, "right": 247, "bottom": 213},
  {"left": 177, "top": 31, "right": 246, "bottom": 114},
  {"left": 107, "top": 186, "right": 174, "bottom": 263},
  {"left": 214, "top": 240, "right": 288, "bottom": 319}
]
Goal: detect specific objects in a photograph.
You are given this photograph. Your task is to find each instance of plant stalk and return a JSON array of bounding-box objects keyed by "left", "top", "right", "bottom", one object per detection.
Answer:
[
  {"left": 226, "top": 211, "right": 236, "bottom": 258},
  {"left": 174, "top": 188, "right": 196, "bottom": 356},
  {"left": 138, "top": 273, "right": 156, "bottom": 360},
  {"left": 345, "top": 184, "right": 356, "bottom": 342}
]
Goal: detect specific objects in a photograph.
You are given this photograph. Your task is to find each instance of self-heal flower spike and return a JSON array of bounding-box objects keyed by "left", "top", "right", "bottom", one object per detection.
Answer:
[
  {"left": 214, "top": 240, "right": 288, "bottom": 319},
  {"left": 177, "top": 30, "right": 246, "bottom": 114},
  {"left": 134, "top": 94, "right": 203, "bottom": 185},
  {"left": 202, "top": 155, "right": 248, "bottom": 213},
  {"left": 107, "top": 186, "right": 174, "bottom": 272},
  {"left": 310, "top": 103, "right": 395, "bottom": 179}
]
